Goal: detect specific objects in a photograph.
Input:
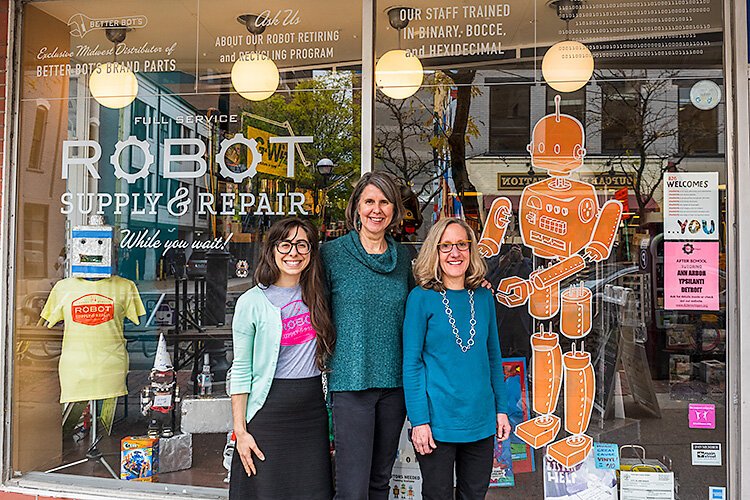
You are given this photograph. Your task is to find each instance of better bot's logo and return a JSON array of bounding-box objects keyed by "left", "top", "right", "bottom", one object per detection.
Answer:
[
  {"left": 67, "top": 13, "right": 148, "bottom": 38},
  {"left": 72, "top": 294, "right": 115, "bottom": 326}
]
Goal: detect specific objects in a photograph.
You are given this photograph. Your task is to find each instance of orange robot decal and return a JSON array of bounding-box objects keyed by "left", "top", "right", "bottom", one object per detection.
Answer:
[{"left": 479, "top": 95, "right": 623, "bottom": 467}]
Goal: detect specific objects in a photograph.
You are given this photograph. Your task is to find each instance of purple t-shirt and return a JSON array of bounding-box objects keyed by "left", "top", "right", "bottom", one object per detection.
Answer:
[{"left": 261, "top": 284, "right": 321, "bottom": 379}]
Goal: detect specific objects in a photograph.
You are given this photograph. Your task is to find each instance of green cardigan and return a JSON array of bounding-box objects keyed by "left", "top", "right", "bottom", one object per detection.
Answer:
[
  {"left": 322, "top": 231, "right": 414, "bottom": 392},
  {"left": 230, "top": 286, "right": 283, "bottom": 422}
]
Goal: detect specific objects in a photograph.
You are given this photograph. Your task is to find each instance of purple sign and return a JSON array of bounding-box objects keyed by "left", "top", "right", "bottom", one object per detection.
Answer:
[{"left": 689, "top": 403, "right": 716, "bottom": 429}]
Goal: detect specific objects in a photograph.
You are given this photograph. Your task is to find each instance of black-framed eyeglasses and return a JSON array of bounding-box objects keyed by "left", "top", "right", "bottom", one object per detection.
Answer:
[
  {"left": 275, "top": 240, "right": 311, "bottom": 255},
  {"left": 437, "top": 240, "right": 471, "bottom": 253}
]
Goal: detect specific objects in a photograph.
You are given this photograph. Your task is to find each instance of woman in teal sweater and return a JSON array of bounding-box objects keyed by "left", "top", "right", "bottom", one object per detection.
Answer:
[
  {"left": 321, "top": 171, "right": 413, "bottom": 499},
  {"left": 403, "top": 217, "right": 511, "bottom": 500}
]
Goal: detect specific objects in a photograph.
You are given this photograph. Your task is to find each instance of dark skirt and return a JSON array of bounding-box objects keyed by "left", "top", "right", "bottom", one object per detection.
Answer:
[{"left": 229, "top": 376, "right": 333, "bottom": 500}]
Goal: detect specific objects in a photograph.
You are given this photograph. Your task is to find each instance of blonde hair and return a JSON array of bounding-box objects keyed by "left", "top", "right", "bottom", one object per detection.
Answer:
[{"left": 413, "top": 218, "right": 487, "bottom": 292}]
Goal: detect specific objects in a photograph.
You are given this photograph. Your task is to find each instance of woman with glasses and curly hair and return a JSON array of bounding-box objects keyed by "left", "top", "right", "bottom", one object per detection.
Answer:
[
  {"left": 229, "top": 217, "right": 335, "bottom": 500},
  {"left": 403, "top": 217, "right": 511, "bottom": 500}
]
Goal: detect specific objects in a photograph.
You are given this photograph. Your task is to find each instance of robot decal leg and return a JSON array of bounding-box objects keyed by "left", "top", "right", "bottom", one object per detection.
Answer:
[
  {"left": 547, "top": 342, "right": 596, "bottom": 467},
  {"left": 514, "top": 326, "right": 563, "bottom": 448},
  {"left": 560, "top": 283, "right": 592, "bottom": 339},
  {"left": 528, "top": 274, "right": 560, "bottom": 320},
  {"left": 478, "top": 197, "right": 513, "bottom": 257}
]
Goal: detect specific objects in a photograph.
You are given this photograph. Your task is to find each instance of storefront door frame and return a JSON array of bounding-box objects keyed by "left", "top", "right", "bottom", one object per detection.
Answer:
[
  {"left": 726, "top": 1, "right": 750, "bottom": 499},
  {"left": 1, "top": 0, "right": 20, "bottom": 485}
]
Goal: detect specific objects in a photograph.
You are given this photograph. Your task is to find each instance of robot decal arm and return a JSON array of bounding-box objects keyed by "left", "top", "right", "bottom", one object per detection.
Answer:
[
  {"left": 583, "top": 199, "right": 623, "bottom": 263},
  {"left": 496, "top": 200, "right": 622, "bottom": 309},
  {"left": 478, "top": 197, "right": 513, "bottom": 258}
]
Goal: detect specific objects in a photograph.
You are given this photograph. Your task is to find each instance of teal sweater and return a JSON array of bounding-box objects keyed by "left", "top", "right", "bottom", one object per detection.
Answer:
[
  {"left": 403, "top": 286, "right": 508, "bottom": 443},
  {"left": 322, "top": 231, "right": 413, "bottom": 392}
]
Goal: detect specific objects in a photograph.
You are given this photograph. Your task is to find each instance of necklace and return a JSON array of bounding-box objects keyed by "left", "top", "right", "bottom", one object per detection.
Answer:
[{"left": 440, "top": 289, "right": 476, "bottom": 353}]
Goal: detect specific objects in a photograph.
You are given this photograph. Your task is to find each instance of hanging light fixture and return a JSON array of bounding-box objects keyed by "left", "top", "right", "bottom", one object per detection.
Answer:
[
  {"left": 376, "top": 50, "right": 423, "bottom": 99},
  {"left": 89, "top": 62, "right": 139, "bottom": 109},
  {"left": 89, "top": 28, "right": 138, "bottom": 109},
  {"left": 231, "top": 14, "right": 279, "bottom": 101},
  {"left": 542, "top": 1, "right": 593, "bottom": 93},
  {"left": 375, "top": 7, "right": 423, "bottom": 99},
  {"left": 542, "top": 40, "right": 593, "bottom": 93}
]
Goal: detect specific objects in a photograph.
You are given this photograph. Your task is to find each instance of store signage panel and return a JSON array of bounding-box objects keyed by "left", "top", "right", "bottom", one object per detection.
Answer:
[
  {"left": 664, "top": 242, "right": 720, "bottom": 311},
  {"left": 543, "top": 453, "right": 617, "bottom": 499},
  {"left": 689, "top": 404, "right": 716, "bottom": 429},
  {"left": 691, "top": 443, "right": 722, "bottom": 466},
  {"left": 663, "top": 172, "right": 719, "bottom": 241},
  {"left": 498, "top": 173, "right": 633, "bottom": 190},
  {"left": 593, "top": 443, "right": 619, "bottom": 470},
  {"left": 709, "top": 486, "right": 726, "bottom": 500},
  {"left": 29, "top": 5, "right": 195, "bottom": 83},
  {"left": 621, "top": 471, "right": 675, "bottom": 500}
]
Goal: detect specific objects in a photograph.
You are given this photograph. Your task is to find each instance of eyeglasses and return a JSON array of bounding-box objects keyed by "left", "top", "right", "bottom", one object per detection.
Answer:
[
  {"left": 275, "top": 240, "right": 311, "bottom": 255},
  {"left": 437, "top": 240, "right": 471, "bottom": 253}
]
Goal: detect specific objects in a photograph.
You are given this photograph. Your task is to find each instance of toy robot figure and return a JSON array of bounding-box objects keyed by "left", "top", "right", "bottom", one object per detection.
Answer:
[
  {"left": 70, "top": 215, "right": 114, "bottom": 278},
  {"left": 478, "top": 95, "right": 623, "bottom": 468},
  {"left": 141, "top": 333, "right": 180, "bottom": 438}
]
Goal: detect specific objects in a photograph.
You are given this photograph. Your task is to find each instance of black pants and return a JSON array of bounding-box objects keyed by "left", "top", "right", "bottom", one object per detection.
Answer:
[
  {"left": 416, "top": 436, "right": 494, "bottom": 500},
  {"left": 331, "top": 388, "right": 406, "bottom": 500}
]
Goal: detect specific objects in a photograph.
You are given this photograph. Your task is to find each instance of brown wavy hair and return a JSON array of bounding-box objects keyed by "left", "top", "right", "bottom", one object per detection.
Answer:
[
  {"left": 254, "top": 217, "right": 335, "bottom": 371},
  {"left": 413, "top": 217, "right": 487, "bottom": 292}
]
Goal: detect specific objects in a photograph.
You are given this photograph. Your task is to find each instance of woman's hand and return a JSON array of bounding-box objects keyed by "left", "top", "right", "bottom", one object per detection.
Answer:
[
  {"left": 481, "top": 279, "right": 493, "bottom": 291},
  {"left": 411, "top": 424, "right": 437, "bottom": 455},
  {"left": 235, "top": 429, "right": 265, "bottom": 475},
  {"left": 496, "top": 413, "right": 511, "bottom": 441}
]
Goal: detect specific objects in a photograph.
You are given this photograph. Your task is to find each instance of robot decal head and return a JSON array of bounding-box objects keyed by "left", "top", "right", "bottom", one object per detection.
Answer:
[
  {"left": 70, "top": 215, "right": 113, "bottom": 278},
  {"left": 527, "top": 95, "right": 586, "bottom": 176}
]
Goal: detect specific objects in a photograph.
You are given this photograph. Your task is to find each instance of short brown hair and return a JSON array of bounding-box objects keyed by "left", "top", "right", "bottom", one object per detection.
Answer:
[
  {"left": 413, "top": 218, "right": 487, "bottom": 292},
  {"left": 345, "top": 171, "right": 405, "bottom": 232}
]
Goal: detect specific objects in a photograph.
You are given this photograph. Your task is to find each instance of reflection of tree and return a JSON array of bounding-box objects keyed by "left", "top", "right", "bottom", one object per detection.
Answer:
[
  {"left": 243, "top": 73, "right": 361, "bottom": 219},
  {"left": 374, "top": 71, "right": 480, "bottom": 213},
  {"left": 374, "top": 93, "right": 445, "bottom": 208},
  {"left": 445, "top": 69, "right": 480, "bottom": 217},
  {"left": 590, "top": 70, "right": 721, "bottom": 218}
]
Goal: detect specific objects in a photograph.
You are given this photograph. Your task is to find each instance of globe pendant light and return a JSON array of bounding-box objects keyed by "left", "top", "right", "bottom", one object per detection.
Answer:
[
  {"left": 542, "top": 41, "right": 594, "bottom": 93},
  {"left": 231, "top": 52, "right": 280, "bottom": 101},
  {"left": 375, "top": 7, "right": 423, "bottom": 99},
  {"left": 376, "top": 49, "right": 423, "bottom": 99},
  {"left": 232, "top": 14, "right": 279, "bottom": 102},
  {"left": 88, "top": 28, "right": 138, "bottom": 109},
  {"left": 89, "top": 61, "right": 139, "bottom": 109}
]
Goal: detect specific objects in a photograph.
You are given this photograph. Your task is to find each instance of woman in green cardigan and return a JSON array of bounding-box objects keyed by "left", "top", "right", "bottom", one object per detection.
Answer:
[
  {"left": 230, "top": 218, "right": 335, "bottom": 499},
  {"left": 321, "top": 171, "right": 413, "bottom": 499}
]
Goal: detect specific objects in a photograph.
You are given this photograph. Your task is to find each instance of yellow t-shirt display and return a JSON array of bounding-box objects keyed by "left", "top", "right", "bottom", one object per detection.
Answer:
[{"left": 40, "top": 276, "right": 146, "bottom": 403}]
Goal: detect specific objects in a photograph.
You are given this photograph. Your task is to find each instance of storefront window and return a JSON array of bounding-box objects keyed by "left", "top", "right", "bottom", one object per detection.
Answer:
[
  {"left": 374, "top": 0, "right": 727, "bottom": 498},
  {"left": 490, "top": 84, "right": 532, "bottom": 154},
  {"left": 13, "top": 0, "right": 361, "bottom": 488},
  {"left": 8, "top": 0, "right": 731, "bottom": 497}
]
